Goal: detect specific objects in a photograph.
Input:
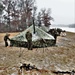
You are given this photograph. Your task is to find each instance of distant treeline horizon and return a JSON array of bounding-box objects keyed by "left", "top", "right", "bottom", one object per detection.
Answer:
[
  {"left": 52, "top": 24, "right": 75, "bottom": 28},
  {"left": 0, "top": 23, "right": 75, "bottom": 33}
]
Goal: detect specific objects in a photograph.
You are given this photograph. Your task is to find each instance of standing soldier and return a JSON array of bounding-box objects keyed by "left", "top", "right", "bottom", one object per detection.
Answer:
[
  {"left": 25, "top": 31, "right": 33, "bottom": 50},
  {"left": 50, "top": 29, "right": 59, "bottom": 44},
  {"left": 4, "top": 33, "right": 10, "bottom": 47}
]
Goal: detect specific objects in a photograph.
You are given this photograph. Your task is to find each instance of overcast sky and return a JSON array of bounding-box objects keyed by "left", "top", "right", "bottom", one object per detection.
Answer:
[{"left": 36, "top": 0, "right": 75, "bottom": 25}]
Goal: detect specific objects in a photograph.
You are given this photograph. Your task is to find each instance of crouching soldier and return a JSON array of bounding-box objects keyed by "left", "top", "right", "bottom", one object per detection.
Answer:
[
  {"left": 25, "top": 31, "right": 33, "bottom": 50},
  {"left": 4, "top": 33, "right": 11, "bottom": 47}
]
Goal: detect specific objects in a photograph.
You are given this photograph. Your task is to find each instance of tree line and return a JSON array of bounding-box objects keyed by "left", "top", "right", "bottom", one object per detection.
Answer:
[{"left": 0, "top": 0, "right": 53, "bottom": 32}]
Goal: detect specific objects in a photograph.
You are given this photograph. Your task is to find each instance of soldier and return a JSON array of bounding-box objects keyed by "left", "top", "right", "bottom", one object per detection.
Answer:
[
  {"left": 57, "top": 28, "right": 62, "bottom": 35},
  {"left": 50, "top": 29, "right": 59, "bottom": 44},
  {"left": 25, "top": 31, "right": 33, "bottom": 50},
  {"left": 4, "top": 33, "right": 10, "bottom": 47}
]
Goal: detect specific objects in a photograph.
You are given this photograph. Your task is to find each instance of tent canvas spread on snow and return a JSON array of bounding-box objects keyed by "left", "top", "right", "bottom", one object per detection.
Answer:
[{"left": 10, "top": 25, "right": 55, "bottom": 48}]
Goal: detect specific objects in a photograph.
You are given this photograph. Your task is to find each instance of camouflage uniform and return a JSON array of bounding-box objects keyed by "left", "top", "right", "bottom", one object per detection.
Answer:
[
  {"left": 57, "top": 28, "right": 62, "bottom": 35},
  {"left": 51, "top": 29, "right": 59, "bottom": 44},
  {"left": 4, "top": 34, "right": 10, "bottom": 47},
  {"left": 26, "top": 31, "right": 33, "bottom": 50}
]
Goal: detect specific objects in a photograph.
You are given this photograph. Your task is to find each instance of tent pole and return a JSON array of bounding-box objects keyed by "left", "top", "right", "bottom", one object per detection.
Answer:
[
  {"left": 33, "top": 17, "right": 35, "bottom": 34},
  {"left": 32, "top": 6, "right": 37, "bottom": 34}
]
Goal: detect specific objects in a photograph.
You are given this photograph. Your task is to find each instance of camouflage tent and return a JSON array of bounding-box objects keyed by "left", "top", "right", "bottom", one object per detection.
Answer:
[{"left": 10, "top": 25, "right": 55, "bottom": 48}]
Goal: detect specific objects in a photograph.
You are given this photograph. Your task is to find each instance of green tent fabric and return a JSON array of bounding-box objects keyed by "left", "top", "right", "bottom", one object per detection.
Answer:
[{"left": 10, "top": 25, "right": 55, "bottom": 48}]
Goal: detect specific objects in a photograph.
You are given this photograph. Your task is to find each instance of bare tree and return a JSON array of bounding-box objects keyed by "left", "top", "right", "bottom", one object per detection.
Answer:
[
  {"left": 1, "top": 0, "right": 53, "bottom": 32},
  {"left": 3, "top": 0, "right": 18, "bottom": 31},
  {"left": 18, "top": 0, "right": 36, "bottom": 29},
  {"left": 40, "top": 8, "right": 54, "bottom": 27}
]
